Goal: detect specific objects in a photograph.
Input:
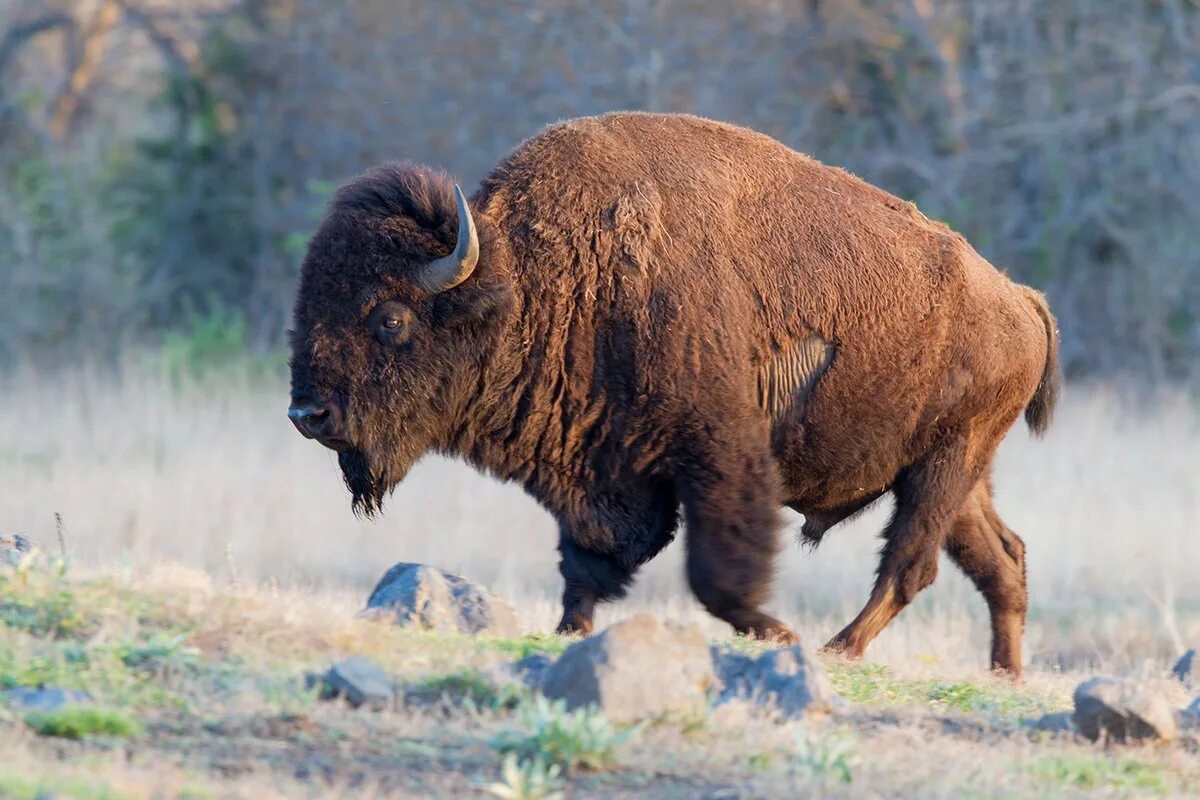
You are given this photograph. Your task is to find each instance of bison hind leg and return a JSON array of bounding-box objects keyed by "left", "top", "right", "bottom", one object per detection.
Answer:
[
  {"left": 823, "top": 436, "right": 976, "bottom": 660},
  {"left": 943, "top": 480, "right": 1028, "bottom": 677}
]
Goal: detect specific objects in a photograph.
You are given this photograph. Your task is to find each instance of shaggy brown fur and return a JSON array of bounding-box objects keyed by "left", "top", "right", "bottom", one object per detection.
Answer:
[{"left": 289, "top": 112, "right": 1061, "bottom": 676}]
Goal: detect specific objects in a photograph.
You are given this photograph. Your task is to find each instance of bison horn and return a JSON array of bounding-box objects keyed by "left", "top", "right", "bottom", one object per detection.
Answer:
[{"left": 416, "top": 184, "right": 479, "bottom": 293}]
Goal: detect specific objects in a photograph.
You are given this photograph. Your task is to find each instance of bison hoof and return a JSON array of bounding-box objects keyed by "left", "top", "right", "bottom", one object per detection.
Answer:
[
  {"left": 819, "top": 638, "right": 864, "bottom": 660},
  {"left": 555, "top": 618, "right": 594, "bottom": 638},
  {"left": 737, "top": 615, "right": 799, "bottom": 646},
  {"left": 990, "top": 664, "right": 1023, "bottom": 682},
  {"left": 766, "top": 627, "right": 800, "bottom": 646}
]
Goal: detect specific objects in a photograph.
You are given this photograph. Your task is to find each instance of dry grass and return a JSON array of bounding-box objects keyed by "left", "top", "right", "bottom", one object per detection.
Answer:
[
  {"left": 0, "top": 564, "right": 1196, "bottom": 799},
  {"left": 3, "top": 367, "right": 1197, "bottom": 675}
]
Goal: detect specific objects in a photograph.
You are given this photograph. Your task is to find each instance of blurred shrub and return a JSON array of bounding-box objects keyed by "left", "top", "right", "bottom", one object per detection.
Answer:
[{"left": 1, "top": 0, "right": 1197, "bottom": 380}]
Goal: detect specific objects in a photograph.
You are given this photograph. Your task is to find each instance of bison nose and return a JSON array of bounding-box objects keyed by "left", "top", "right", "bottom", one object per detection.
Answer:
[{"left": 288, "top": 403, "right": 333, "bottom": 440}]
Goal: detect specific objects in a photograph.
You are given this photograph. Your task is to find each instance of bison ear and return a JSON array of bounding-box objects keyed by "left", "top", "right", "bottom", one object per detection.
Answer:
[{"left": 430, "top": 279, "right": 513, "bottom": 329}]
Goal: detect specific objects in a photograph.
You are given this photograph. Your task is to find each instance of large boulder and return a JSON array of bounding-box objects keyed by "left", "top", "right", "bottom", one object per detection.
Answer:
[
  {"left": 1072, "top": 677, "right": 1177, "bottom": 743},
  {"left": 712, "top": 644, "right": 833, "bottom": 720},
  {"left": 361, "top": 563, "right": 520, "bottom": 637},
  {"left": 539, "top": 613, "right": 715, "bottom": 723},
  {"left": 1172, "top": 649, "right": 1197, "bottom": 690}
]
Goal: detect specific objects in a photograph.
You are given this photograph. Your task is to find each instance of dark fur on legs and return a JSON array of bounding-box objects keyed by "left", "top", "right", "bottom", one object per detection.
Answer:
[{"left": 676, "top": 418, "right": 798, "bottom": 643}]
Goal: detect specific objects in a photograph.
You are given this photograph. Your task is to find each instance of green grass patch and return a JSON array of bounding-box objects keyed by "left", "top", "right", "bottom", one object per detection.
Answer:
[
  {"left": 0, "top": 634, "right": 193, "bottom": 710},
  {"left": 0, "top": 772, "right": 132, "bottom": 800},
  {"left": 25, "top": 706, "right": 142, "bottom": 740},
  {"left": 0, "top": 585, "right": 93, "bottom": 639},
  {"left": 416, "top": 670, "right": 501, "bottom": 703},
  {"left": 0, "top": 572, "right": 204, "bottom": 710},
  {"left": 1025, "top": 754, "right": 1168, "bottom": 794},
  {"left": 486, "top": 634, "right": 570, "bottom": 660},
  {"left": 411, "top": 669, "right": 530, "bottom": 710},
  {"left": 824, "top": 661, "right": 1066, "bottom": 718}
]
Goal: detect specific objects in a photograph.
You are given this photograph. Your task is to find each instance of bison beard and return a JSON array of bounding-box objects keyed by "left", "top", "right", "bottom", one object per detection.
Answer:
[
  {"left": 288, "top": 112, "right": 1062, "bottom": 676},
  {"left": 338, "top": 449, "right": 392, "bottom": 519}
]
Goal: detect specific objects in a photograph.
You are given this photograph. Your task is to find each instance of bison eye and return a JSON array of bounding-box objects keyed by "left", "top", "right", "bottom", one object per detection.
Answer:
[{"left": 370, "top": 301, "right": 413, "bottom": 344}]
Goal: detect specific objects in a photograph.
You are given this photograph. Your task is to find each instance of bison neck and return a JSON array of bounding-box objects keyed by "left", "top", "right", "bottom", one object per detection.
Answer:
[{"left": 440, "top": 286, "right": 626, "bottom": 517}]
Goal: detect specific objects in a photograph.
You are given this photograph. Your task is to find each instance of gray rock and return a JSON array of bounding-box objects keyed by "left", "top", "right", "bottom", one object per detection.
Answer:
[
  {"left": 1028, "top": 710, "right": 1075, "bottom": 735},
  {"left": 713, "top": 644, "right": 833, "bottom": 720},
  {"left": 1172, "top": 649, "right": 1196, "bottom": 689},
  {"left": 539, "top": 613, "right": 715, "bottom": 723},
  {"left": 361, "top": 563, "right": 520, "bottom": 637},
  {"left": 313, "top": 657, "right": 394, "bottom": 710},
  {"left": 1180, "top": 697, "right": 1200, "bottom": 731},
  {"left": 482, "top": 653, "right": 554, "bottom": 698},
  {"left": 509, "top": 653, "right": 553, "bottom": 687},
  {"left": 2, "top": 687, "right": 91, "bottom": 712},
  {"left": 1072, "top": 677, "right": 1177, "bottom": 743},
  {"left": 0, "top": 534, "right": 40, "bottom": 568}
]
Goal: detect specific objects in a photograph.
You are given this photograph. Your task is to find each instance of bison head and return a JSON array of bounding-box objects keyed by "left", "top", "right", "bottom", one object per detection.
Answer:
[{"left": 288, "top": 164, "right": 513, "bottom": 516}]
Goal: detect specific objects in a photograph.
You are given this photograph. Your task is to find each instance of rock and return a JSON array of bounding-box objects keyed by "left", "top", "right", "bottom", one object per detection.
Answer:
[
  {"left": 0, "top": 534, "right": 40, "bottom": 568},
  {"left": 1172, "top": 649, "right": 1197, "bottom": 689},
  {"left": 361, "top": 563, "right": 520, "bottom": 637},
  {"left": 1028, "top": 710, "right": 1075, "bottom": 735},
  {"left": 508, "top": 654, "right": 554, "bottom": 687},
  {"left": 1072, "top": 677, "right": 1177, "bottom": 743},
  {"left": 479, "top": 654, "right": 554, "bottom": 701},
  {"left": 2, "top": 688, "right": 91, "bottom": 712},
  {"left": 312, "top": 657, "right": 394, "bottom": 710},
  {"left": 713, "top": 645, "right": 833, "bottom": 720},
  {"left": 1180, "top": 697, "right": 1200, "bottom": 731},
  {"left": 539, "top": 613, "right": 714, "bottom": 723}
]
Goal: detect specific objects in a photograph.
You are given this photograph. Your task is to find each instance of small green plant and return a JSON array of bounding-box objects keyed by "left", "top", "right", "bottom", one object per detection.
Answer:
[
  {"left": 485, "top": 752, "right": 564, "bottom": 800},
  {"left": 160, "top": 308, "right": 248, "bottom": 380},
  {"left": 747, "top": 752, "right": 775, "bottom": 772},
  {"left": 1025, "top": 755, "right": 1168, "bottom": 793},
  {"left": 791, "top": 727, "right": 856, "bottom": 784},
  {"left": 490, "top": 696, "right": 638, "bottom": 772},
  {"left": 117, "top": 631, "right": 200, "bottom": 673},
  {"left": 0, "top": 771, "right": 131, "bottom": 800},
  {"left": 25, "top": 706, "right": 142, "bottom": 740},
  {"left": 259, "top": 675, "right": 321, "bottom": 717},
  {"left": 415, "top": 670, "right": 504, "bottom": 706},
  {"left": 487, "top": 634, "right": 570, "bottom": 660},
  {"left": 0, "top": 584, "right": 91, "bottom": 639}
]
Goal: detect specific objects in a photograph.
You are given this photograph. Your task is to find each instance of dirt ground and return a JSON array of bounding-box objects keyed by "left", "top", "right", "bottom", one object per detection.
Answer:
[{"left": 2, "top": 565, "right": 1197, "bottom": 800}]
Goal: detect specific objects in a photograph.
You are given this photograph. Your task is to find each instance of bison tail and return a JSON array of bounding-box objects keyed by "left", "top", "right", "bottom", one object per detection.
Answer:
[{"left": 1022, "top": 287, "right": 1061, "bottom": 437}]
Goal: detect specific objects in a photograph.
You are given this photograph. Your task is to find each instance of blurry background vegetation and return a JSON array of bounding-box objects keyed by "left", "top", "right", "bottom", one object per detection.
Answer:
[{"left": 1, "top": 0, "right": 1198, "bottom": 380}]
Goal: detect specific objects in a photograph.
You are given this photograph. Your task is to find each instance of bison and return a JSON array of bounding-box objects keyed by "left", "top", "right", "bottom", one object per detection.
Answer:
[{"left": 288, "top": 112, "right": 1060, "bottom": 677}]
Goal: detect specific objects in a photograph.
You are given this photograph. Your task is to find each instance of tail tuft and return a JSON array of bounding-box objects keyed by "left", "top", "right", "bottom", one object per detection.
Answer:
[{"left": 1022, "top": 288, "right": 1061, "bottom": 436}]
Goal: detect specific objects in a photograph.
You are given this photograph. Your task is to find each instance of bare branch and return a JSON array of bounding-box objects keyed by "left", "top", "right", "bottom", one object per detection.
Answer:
[
  {"left": 0, "top": 11, "right": 73, "bottom": 78},
  {"left": 48, "top": 0, "right": 122, "bottom": 141}
]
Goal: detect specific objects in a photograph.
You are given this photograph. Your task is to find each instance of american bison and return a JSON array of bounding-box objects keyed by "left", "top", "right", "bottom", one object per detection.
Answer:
[{"left": 288, "top": 112, "right": 1060, "bottom": 676}]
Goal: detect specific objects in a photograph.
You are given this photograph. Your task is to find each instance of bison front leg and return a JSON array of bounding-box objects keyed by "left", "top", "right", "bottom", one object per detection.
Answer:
[
  {"left": 554, "top": 536, "right": 632, "bottom": 636},
  {"left": 824, "top": 435, "right": 975, "bottom": 660},
  {"left": 676, "top": 424, "right": 797, "bottom": 643}
]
